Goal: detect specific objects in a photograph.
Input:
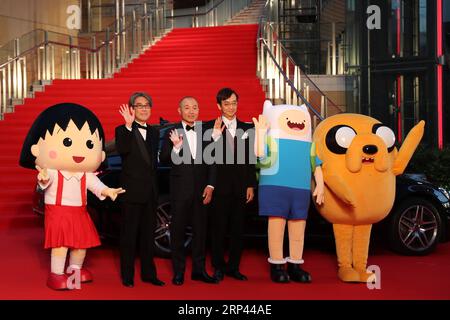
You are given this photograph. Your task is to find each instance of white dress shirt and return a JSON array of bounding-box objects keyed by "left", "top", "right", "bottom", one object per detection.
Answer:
[
  {"left": 39, "top": 169, "right": 107, "bottom": 206},
  {"left": 173, "top": 121, "right": 197, "bottom": 159},
  {"left": 126, "top": 121, "right": 147, "bottom": 140},
  {"left": 222, "top": 116, "right": 237, "bottom": 138},
  {"left": 172, "top": 121, "right": 214, "bottom": 189},
  {"left": 212, "top": 116, "right": 237, "bottom": 141}
]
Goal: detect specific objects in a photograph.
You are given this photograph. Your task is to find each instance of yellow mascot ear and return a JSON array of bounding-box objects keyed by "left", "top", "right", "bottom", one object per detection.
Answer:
[
  {"left": 102, "top": 151, "right": 106, "bottom": 163},
  {"left": 31, "top": 144, "right": 39, "bottom": 158}
]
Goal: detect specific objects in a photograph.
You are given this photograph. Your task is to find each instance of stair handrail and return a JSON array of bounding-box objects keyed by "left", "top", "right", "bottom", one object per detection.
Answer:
[
  {"left": 257, "top": 18, "right": 322, "bottom": 120},
  {"left": 0, "top": 31, "right": 98, "bottom": 70},
  {"left": 0, "top": 3, "right": 169, "bottom": 66},
  {"left": 266, "top": 22, "right": 342, "bottom": 113},
  {"left": 169, "top": 0, "right": 228, "bottom": 18},
  {"left": 257, "top": 1, "right": 342, "bottom": 124},
  {"left": 167, "top": 0, "right": 252, "bottom": 28},
  {"left": 0, "top": 1, "right": 171, "bottom": 119}
]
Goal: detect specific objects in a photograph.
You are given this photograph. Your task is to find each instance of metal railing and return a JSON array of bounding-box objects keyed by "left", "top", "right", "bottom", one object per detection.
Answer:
[
  {"left": 0, "top": 0, "right": 171, "bottom": 118},
  {"left": 278, "top": 22, "right": 346, "bottom": 75},
  {"left": 324, "top": 22, "right": 346, "bottom": 75},
  {"left": 86, "top": 0, "right": 174, "bottom": 33},
  {"left": 276, "top": 0, "right": 346, "bottom": 75},
  {"left": 169, "top": 0, "right": 252, "bottom": 28},
  {"left": 257, "top": 1, "right": 343, "bottom": 126}
]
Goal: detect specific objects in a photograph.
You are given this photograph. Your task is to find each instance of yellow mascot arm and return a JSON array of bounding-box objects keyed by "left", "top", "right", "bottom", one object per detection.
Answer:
[
  {"left": 393, "top": 120, "right": 425, "bottom": 176},
  {"left": 324, "top": 173, "right": 356, "bottom": 207}
]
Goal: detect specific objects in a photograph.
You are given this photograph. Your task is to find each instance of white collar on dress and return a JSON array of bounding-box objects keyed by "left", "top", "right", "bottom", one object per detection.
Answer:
[{"left": 60, "top": 171, "right": 84, "bottom": 181}]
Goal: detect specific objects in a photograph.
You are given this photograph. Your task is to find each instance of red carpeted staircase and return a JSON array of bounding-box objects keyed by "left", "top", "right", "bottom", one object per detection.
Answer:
[
  {"left": 1, "top": 24, "right": 450, "bottom": 300},
  {"left": 0, "top": 24, "right": 265, "bottom": 230}
]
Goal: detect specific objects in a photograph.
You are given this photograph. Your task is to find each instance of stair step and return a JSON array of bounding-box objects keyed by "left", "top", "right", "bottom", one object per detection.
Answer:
[
  {"left": 44, "top": 83, "right": 263, "bottom": 91},
  {"left": 0, "top": 213, "right": 42, "bottom": 230},
  {"left": 0, "top": 200, "right": 34, "bottom": 211},
  {"left": 0, "top": 24, "right": 266, "bottom": 223}
]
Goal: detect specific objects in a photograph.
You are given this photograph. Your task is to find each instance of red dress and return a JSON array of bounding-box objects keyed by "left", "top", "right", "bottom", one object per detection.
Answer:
[{"left": 44, "top": 171, "right": 101, "bottom": 249}]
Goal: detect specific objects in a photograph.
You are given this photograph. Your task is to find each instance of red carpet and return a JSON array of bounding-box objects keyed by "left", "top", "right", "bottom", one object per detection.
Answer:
[
  {"left": 1, "top": 215, "right": 450, "bottom": 300},
  {"left": 0, "top": 24, "right": 449, "bottom": 300}
]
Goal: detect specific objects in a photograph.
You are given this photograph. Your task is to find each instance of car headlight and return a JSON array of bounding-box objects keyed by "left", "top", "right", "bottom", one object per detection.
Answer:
[{"left": 439, "top": 187, "right": 450, "bottom": 200}]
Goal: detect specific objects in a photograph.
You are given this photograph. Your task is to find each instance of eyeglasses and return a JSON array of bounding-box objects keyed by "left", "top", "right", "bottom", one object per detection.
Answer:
[{"left": 133, "top": 104, "right": 151, "bottom": 110}]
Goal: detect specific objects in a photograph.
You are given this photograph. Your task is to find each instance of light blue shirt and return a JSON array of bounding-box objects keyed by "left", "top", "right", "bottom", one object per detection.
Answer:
[{"left": 259, "top": 139, "right": 322, "bottom": 190}]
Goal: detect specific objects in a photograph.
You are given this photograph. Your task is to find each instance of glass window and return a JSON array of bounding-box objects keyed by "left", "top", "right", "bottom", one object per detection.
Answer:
[
  {"left": 444, "top": 0, "right": 450, "bottom": 22},
  {"left": 389, "top": 0, "right": 401, "bottom": 57},
  {"left": 418, "top": 0, "right": 427, "bottom": 56},
  {"left": 402, "top": 75, "right": 422, "bottom": 139},
  {"left": 347, "top": 0, "right": 355, "bottom": 12},
  {"left": 388, "top": 0, "right": 427, "bottom": 58}
]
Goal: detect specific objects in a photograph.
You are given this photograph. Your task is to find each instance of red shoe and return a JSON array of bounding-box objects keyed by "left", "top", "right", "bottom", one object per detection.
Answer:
[
  {"left": 79, "top": 268, "right": 93, "bottom": 283},
  {"left": 66, "top": 268, "right": 93, "bottom": 283},
  {"left": 47, "top": 273, "right": 69, "bottom": 290}
]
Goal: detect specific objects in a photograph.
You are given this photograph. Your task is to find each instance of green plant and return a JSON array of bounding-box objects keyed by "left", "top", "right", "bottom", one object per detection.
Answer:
[{"left": 406, "top": 145, "right": 450, "bottom": 190}]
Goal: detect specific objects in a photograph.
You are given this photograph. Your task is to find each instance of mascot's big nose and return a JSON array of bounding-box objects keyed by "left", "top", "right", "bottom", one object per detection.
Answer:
[{"left": 363, "top": 145, "right": 378, "bottom": 155}]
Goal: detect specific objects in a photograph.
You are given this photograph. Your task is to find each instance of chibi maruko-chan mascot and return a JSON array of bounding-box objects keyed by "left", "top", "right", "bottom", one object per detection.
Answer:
[
  {"left": 253, "top": 100, "right": 324, "bottom": 283},
  {"left": 312, "top": 113, "right": 424, "bottom": 283},
  {"left": 19, "top": 103, "right": 125, "bottom": 290}
]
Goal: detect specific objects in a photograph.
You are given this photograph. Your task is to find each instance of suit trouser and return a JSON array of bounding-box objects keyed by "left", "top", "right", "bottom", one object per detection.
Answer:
[
  {"left": 120, "top": 200, "right": 157, "bottom": 281},
  {"left": 210, "top": 193, "right": 246, "bottom": 272},
  {"left": 170, "top": 195, "right": 207, "bottom": 275}
]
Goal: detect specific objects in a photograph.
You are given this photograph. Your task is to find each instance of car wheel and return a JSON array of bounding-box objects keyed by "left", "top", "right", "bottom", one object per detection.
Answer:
[
  {"left": 154, "top": 196, "right": 193, "bottom": 258},
  {"left": 388, "top": 198, "right": 442, "bottom": 255}
]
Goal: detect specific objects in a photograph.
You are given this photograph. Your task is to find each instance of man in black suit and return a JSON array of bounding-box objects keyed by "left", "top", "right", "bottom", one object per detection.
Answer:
[
  {"left": 204, "top": 88, "right": 257, "bottom": 282},
  {"left": 115, "top": 92, "right": 164, "bottom": 288},
  {"left": 160, "top": 96, "right": 218, "bottom": 286}
]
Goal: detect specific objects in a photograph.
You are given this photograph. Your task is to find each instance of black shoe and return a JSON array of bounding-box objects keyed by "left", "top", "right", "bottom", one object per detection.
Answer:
[
  {"left": 172, "top": 273, "right": 184, "bottom": 286},
  {"left": 122, "top": 278, "right": 134, "bottom": 288},
  {"left": 191, "top": 271, "right": 219, "bottom": 284},
  {"left": 213, "top": 269, "right": 224, "bottom": 282},
  {"left": 142, "top": 277, "right": 165, "bottom": 286},
  {"left": 225, "top": 270, "right": 248, "bottom": 281},
  {"left": 287, "top": 262, "right": 312, "bottom": 283},
  {"left": 270, "top": 263, "right": 290, "bottom": 283}
]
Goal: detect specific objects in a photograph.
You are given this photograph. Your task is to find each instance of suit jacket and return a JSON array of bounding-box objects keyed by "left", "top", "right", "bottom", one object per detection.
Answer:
[
  {"left": 115, "top": 123, "right": 159, "bottom": 204},
  {"left": 203, "top": 119, "right": 257, "bottom": 196},
  {"left": 160, "top": 122, "right": 216, "bottom": 201}
]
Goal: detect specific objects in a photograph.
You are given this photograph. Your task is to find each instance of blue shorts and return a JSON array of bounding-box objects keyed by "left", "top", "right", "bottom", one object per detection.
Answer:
[{"left": 258, "top": 185, "right": 310, "bottom": 220}]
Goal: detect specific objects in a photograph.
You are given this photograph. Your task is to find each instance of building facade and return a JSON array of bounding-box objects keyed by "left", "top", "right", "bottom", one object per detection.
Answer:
[{"left": 344, "top": 0, "right": 449, "bottom": 148}]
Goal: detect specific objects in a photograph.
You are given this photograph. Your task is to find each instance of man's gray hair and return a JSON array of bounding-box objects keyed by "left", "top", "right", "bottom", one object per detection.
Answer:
[{"left": 129, "top": 92, "right": 153, "bottom": 107}]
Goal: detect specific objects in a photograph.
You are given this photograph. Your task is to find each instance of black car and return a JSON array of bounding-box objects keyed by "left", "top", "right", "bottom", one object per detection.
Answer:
[{"left": 32, "top": 123, "right": 450, "bottom": 257}]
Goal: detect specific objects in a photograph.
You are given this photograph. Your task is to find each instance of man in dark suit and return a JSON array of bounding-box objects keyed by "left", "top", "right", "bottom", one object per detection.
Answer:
[
  {"left": 204, "top": 88, "right": 257, "bottom": 282},
  {"left": 160, "top": 96, "right": 218, "bottom": 286},
  {"left": 115, "top": 92, "right": 164, "bottom": 288}
]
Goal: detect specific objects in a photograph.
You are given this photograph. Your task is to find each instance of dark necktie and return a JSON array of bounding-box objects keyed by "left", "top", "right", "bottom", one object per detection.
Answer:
[{"left": 186, "top": 125, "right": 195, "bottom": 131}]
